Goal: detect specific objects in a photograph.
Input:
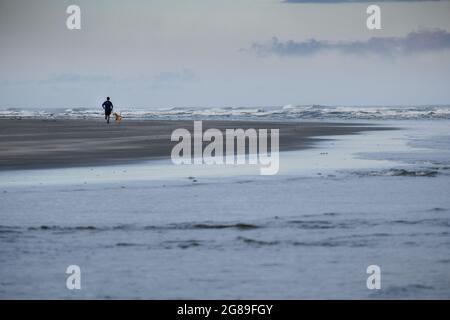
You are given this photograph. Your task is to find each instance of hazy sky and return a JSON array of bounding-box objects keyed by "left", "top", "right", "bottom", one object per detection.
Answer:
[{"left": 1, "top": 0, "right": 450, "bottom": 108}]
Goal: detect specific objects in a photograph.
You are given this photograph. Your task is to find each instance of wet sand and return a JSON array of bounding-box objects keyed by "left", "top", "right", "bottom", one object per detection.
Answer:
[{"left": 0, "top": 119, "right": 391, "bottom": 170}]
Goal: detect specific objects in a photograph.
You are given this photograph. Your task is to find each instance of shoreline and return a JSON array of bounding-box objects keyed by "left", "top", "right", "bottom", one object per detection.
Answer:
[{"left": 0, "top": 118, "right": 393, "bottom": 171}]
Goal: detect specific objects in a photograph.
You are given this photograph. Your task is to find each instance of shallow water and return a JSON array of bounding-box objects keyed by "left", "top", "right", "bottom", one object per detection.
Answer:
[{"left": 0, "top": 120, "right": 449, "bottom": 299}]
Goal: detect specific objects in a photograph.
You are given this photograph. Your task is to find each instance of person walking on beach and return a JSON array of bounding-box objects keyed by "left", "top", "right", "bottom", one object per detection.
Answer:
[{"left": 102, "top": 97, "right": 114, "bottom": 124}]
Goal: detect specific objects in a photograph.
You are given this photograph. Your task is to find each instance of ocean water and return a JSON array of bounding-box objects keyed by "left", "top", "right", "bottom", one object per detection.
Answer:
[
  {"left": 0, "top": 115, "right": 450, "bottom": 299},
  {"left": 1, "top": 104, "right": 450, "bottom": 121}
]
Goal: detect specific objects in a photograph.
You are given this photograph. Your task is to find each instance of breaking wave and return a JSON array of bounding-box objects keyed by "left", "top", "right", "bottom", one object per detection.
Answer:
[{"left": 1, "top": 105, "right": 450, "bottom": 120}]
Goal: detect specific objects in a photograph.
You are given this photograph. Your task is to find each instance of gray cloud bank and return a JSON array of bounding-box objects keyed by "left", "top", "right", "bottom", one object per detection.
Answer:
[{"left": 250, "top": 29, "right": 450, "bottom": 57}]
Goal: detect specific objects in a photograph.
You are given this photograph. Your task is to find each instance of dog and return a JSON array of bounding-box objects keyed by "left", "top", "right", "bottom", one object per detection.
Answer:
[{"left": 113, "top": 112, "right": 122, "bottom": 124}]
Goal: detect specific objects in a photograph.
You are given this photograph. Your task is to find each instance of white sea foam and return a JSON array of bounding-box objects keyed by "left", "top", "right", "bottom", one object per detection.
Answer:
[{"left": 1, "top": 105, "right": 450, "bottom": 120}]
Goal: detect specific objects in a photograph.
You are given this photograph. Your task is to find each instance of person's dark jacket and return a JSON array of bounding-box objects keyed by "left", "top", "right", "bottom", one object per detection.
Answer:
[{"left": 102, "top": 100, "right": 113, "bottom": 114}]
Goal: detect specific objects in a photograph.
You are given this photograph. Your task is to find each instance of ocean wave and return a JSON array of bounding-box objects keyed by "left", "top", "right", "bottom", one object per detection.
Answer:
[
  {"left": 190, "top": 223, "right": 259, "bottom": 230},
  {"left": 353, "top": 168, "right": 439, "bottom": 177},
  {"left": 236, "top": 236, "right": 280, "bottom": 246},
  {"left": 21, "top": 222, "right": 262, "bottom": 233},
  {"left": 287, "top": 220, "right": 347, "bottom": 229},
  {"left": 236, "top": 236, "right": 374, "bottom": 248},
  {"left": 4, "top": 214, "right": 448, "bottom": 236},
  {"left": 18, "top": 219, "right": 367, "bottom": 234},
  {"left": 160, "top": 240, "right": 204, "bottom": 249},
  {"left": 1, "top": 105, "right": 450, "bottom": 120},
  {"left": 370, "top": 284, "right": 435, "bottom": 298},
  {"left": 393, "top": 218, "right": 450, "bottom": 227}
]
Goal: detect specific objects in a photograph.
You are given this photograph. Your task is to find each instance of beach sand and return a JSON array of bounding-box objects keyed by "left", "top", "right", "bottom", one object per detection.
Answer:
[{"left": 0, "top": 119, "right": 390, "bottom": 170}]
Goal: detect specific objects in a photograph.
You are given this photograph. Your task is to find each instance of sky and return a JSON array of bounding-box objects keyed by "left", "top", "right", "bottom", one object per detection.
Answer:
[{"left": 1, "top": 0, "right": 450, "bottom": 109}]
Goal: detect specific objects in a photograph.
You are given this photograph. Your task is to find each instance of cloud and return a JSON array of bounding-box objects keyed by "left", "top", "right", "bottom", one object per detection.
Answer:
[
  {"left": 250, "top": 29, "right": 450, "bottom": 57},
  {"left": 284, "top": 0, "right": 444, "bottom": 3},
  {"left": 6, "top": 71, "right": 197, "bottom": 89},
  {"left": 151, "top": 69, "right": 197, "bottom": 89},
  {"left": 153, "top": 70, "right": 196, "bottom": 84},
  {"left": 43, "top": 73, "right": 113, "bottom": 84}
]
